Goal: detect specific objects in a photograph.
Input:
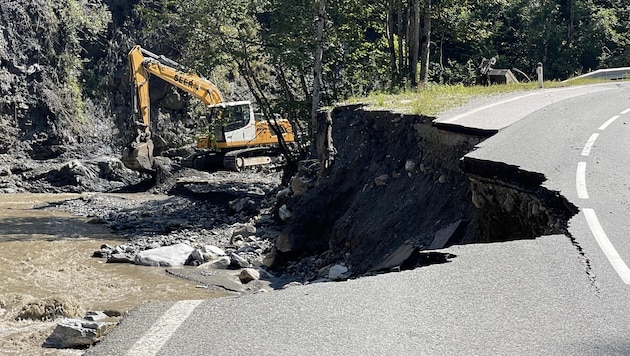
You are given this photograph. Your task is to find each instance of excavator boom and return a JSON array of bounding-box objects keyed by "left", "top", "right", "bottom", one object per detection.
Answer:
[{"left": 122, "top": 45, "right": 223, "bottom": 171}]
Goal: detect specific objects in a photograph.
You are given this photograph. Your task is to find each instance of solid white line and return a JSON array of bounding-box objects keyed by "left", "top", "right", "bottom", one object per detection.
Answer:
[
  {"left": 598, "top": 115, "right": 620, "bottom": 130},
  {"left": 583, "top": 209, "right": 630, "bottom": 284},
  {"left": 581, "top": 133, "right": 599, "bottom": 156},
  {"left": 126, "top": 300, "right": 203, "bottom": 356},
  {"left": 439, "top": 92, "right": 540, "bottom": 123},
  {"left": 621, "top": 108, "right": 630, "bottom": 115},
  {"left": 576, "top": 162, "right": 589, "bottom": 199}
]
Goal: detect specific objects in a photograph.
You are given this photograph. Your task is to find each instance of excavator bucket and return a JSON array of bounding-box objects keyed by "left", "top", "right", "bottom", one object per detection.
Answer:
[{"left": 122, "top": 139, "right": 155, "bottom": 172}]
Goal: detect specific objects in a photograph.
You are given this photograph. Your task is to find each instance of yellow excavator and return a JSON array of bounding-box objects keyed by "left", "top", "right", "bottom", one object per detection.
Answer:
[{"left": 122, "top": 45, "right": 295, "bottom": 172}]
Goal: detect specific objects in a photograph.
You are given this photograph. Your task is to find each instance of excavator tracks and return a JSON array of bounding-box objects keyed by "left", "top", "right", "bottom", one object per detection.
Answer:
[{"left": 223, "top": 147, "right": 279, "bottom": 172}]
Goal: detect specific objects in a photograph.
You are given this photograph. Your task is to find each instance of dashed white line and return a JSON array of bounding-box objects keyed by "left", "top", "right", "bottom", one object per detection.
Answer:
[
  {"left": 598, "top": 115, "right": 620, "bottom": 130},
  {"left": 621, "top": 108, "right": 630, "bottom": 115},
  {"left": 576, "top": 162, "right": 589, "bottom": 199},
  {"left": 581, "top": 133, "right": 599, "bottom": 156},
  {"left": 583, "top": 209, "right": 630, "bottom": 284},
  {"left": 126, "top": 300, "right": 203, "bottom": 356}
]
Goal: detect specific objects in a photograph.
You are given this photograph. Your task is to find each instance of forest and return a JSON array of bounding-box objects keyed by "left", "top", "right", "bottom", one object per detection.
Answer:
[{"left": 135, "top": 0, "right": 630, "bottom": 120}]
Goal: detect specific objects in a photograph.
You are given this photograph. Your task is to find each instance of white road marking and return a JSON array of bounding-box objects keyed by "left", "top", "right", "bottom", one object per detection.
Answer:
[
  {"left": 576, "top": 162, "right": 589, "bottom": 199},
  {"left": 598, "top": 115, "right": 620, "bottom": 130},
  {"left": 583, "top": 209, "right": 630, "bottom": 284},
  {"left": 126, "top": 300, "right": 203, "bottom": 356},
  {"left": 439, "top": 92, "right": 540, "bottom": 123},
  {"left": 581, "top": 133, "right": 599, "bottom": 156},
  {"left": 621, "top": 108, "right": 630, "bottom": 115}
]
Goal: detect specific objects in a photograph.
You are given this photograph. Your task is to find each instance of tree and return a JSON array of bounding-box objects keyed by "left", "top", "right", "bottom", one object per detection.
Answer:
[
  {"left": 312, "top": 0, "right": 327, "bottom": 139},
  {"left": 420, "top": 0, "right": 431, "bottom": 84}
]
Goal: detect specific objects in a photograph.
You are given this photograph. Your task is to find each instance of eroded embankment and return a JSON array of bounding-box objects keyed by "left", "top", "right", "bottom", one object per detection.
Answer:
[
  {"left": 461, "top": 158, "right": 578, "bottom": 242},
  {"left": 273, "top": 105, "right": 579, "bottom": 277}
]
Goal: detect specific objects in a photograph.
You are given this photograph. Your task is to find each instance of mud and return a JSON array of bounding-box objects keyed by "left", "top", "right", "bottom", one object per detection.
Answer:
[{"left": 0, "top": 194, "right": 227, "bottom": 355}]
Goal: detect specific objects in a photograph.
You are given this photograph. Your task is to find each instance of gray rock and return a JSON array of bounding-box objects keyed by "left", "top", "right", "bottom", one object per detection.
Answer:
[
  {"left": 278, "top": 204, "right": 293, "bottom": 221},
  {"left": 374, "top": 174, "right": 389, "bottom": 186},
  {"left": 290, "top": 175, "right": 312, "bottom": 196},
  {"left": 134, "top": 243, "right": 194, "bottom": 267},
  {"left": 198, "top": 256, "right": 231, "bottom": 270},
  {"left": 203, "top": 245, "right": 226, "bottom": 256},
  {"left": 405, "top": 159, "right": 416, "bottom": 173},
  {"left": 107, "top": 253, "right": 134, "bottom": 264},
  {"left": 45, "top": 318, "right": 117, "bottom": 348},
  {"left": 231, "top": 224, "right": 256, "bottom": 240},
  {"left": 188, "top": 249, "right": 205, "bottom": 266},
  {"left": 239, "top": 268, "right": 261, "bottom": 284},
  {"left": 229, "top": 253, "right": 250, "bottom": 268},
  {"left": 276, "top": 187, "right": 291, "bottom": 199},
  {"left": 275, "top": 232, "right": 295, "bottom": 253},
  {"left": 84, "top": 311, "right": 109, "bottom": 321},
  {"left": 328, "top": 264, "right": 349, "bottom": 281}
]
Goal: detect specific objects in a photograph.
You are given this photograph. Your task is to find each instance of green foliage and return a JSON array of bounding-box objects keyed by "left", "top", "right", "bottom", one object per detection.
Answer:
[
  {"left": 56, "top": 0, "right": 110, "bottom": 132},
  {"left": 133, "top": 0, "right": 630, "bottom": 117}
]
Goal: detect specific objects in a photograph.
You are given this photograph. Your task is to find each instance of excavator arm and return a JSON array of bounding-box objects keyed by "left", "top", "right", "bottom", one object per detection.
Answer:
[{"left": 122, "top": 45, "right": 224, "bottom": 171}]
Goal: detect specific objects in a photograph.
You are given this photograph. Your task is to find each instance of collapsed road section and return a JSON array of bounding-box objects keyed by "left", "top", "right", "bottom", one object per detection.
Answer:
[{"left": 272, "top": 104, "right": 579, "bottom": 277}]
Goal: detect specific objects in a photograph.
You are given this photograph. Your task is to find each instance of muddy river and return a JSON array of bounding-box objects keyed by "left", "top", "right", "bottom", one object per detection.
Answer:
[{"left": 0, "top": 193, "right": 226, "bottom": 355}]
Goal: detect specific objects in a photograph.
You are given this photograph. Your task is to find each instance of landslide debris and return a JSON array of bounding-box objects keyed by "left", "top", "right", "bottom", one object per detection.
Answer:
[{"left": 272, "top": 105, "right": 484, "bottom": 277}]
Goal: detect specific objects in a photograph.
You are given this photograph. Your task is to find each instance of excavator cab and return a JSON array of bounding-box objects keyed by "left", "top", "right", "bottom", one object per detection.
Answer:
[{"left": 198, "top": 101, "right": 257, "bottom": 150}]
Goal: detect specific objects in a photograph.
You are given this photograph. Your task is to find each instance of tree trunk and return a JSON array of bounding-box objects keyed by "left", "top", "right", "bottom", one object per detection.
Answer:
[
  {"left": 387, "top": 0, "right": 398, "bottom": 88},
  {"left": 397, "top": 0, "right": 404, "bottom": 82},
  {"left": 408, "top": 0, "right": 420, "bottom": 87},
  {"left": 312, "top": 0, "right": 326, "bottom": 141},
  {"left": 420, "top": 0, "right": 431, "bottom": 84}
]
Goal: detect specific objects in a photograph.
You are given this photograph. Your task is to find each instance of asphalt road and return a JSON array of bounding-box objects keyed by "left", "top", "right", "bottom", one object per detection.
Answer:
[{"left": 86, "top": 82, "right": 630, "bottom": 356}]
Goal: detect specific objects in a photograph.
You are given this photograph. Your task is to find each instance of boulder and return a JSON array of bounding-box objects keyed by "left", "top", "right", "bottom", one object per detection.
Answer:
[
  {"left": 404, "top": 159, "right": 416, "bottom": 173},
  {"left": 239, "top": 268, "right": 261, "bottom": 284},
  {"left": 45, "top": 318, "right": 117, "bottom": 349},
  {"left": 107, "top": 253, "right": 134, "bottom": 264},
  {"left": 231, "top": 224, "right": 256, "bottom": 242},
  {"left": 278, "top": 204, "right": 293, "bottom": 221},
  {"left": 229, "top": 253, "right": 250, "bottom": 268},
  {"left": 328, "top": 264, "right": 349, "bottom": 281},
  {"left": 188, "top": 249, "right": 205, "bottom": 266},
  {"left": 198, "top": 256, "right": 231, "bottom": 270},
  {"left": 84, "top": 311, "right": 109, "bottom": 321},
  {"left": 374, "top": 174, "right": 389, "bottom": 186},
  {"left": 290, "top": 175, "right": 313, "bottom": 196},
  {"left": 203, "top": 245, "right": 226, "bottom": 256},
  {"left": 134, "top": 243, "right": 194, "bottom": 267},
  {"left": 275, "top": 232, "right": 292, "bottom": 253}
]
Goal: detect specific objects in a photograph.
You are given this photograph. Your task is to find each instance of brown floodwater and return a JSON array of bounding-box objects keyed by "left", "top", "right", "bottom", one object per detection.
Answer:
[{"left": 0, "top": 193, "right": 227, "bottom": 355}]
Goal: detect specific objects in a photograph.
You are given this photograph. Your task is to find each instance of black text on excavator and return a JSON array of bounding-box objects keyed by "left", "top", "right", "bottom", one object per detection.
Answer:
[{"left": 122, "top": 45, "right": 295, "bottom": 172}]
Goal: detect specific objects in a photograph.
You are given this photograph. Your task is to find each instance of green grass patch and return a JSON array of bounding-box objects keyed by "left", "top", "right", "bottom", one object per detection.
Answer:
[{"left": 345, "top": 78, "right": 625, "bottom": 116}]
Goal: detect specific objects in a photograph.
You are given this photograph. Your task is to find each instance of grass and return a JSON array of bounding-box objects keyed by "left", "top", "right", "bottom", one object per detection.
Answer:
[{"left": 345, "top": 78, "right": 623, "bottom": 116}]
